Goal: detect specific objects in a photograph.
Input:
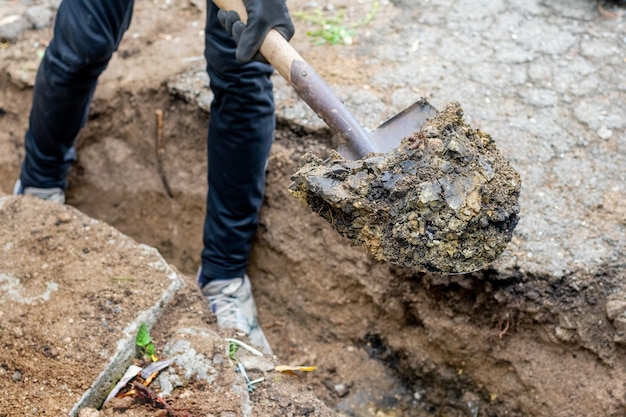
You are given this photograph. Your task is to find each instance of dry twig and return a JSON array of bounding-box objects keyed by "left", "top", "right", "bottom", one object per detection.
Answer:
[{"left": 155, "top": 109, "right": 174, "bottom": 198}]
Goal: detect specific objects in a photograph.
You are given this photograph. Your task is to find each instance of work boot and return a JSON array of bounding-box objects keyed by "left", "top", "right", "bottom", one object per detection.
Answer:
[
  {"left": 200, "top": 275, "right": 273, "bottom": 354},
  {"left": 13, "top": 179, "right": 65, "bottom": 204}
]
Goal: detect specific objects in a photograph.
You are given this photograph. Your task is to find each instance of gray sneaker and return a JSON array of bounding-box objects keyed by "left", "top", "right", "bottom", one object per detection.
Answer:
[
  {"left": 14, "top": 179, "right": 65, "bottom": 204},
  {"left": 201, "top": 275, "right": 272, "bottom": 354}
]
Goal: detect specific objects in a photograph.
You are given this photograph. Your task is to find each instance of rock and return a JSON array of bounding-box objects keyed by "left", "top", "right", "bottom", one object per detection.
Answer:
[
  {"left": 605, "top": 298, "right": 626, "bottom": 321},
  {"left": 0, "top": 15, "right": 28, "bottom": 42},
  {"left": 554, "top": 326, "right": 576, "bottom": 342},
  {"left": 334, "top": 383, "right": 349, "bottom": 397},
  {"left": 460, "top": 391, "right": 481, "bottom": 417},
  {"left": 166, "top": 69, "right": 213, "bottom": 113},
  {"left": 158, "top": 337, "right": 217, "bottom": 396},
  {"left": 613, "top": 316, "right": 626, "bottom": 334},
  {"left": 56, "top": 211, "right": 73, "bottom": 224},
  {"left": 25, "top": 6, "right": 53, "bottom": 30},
  {"left": 238, "top": 353, "right": 274, "bottom": 372},
  {"left": 597, "top": 126, "right": 613, "bottom": 140},
  {"left": 290, "top": 102, "right": 521, "bottom": 274}
]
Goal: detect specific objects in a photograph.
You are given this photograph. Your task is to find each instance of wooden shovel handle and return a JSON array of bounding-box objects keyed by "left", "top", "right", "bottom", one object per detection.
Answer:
[
  {"left": 211, "top": 0, "right": 301, "bottom": 81},
  {"left": 212, "top": 0, "right": 378, "bottom": 159}
]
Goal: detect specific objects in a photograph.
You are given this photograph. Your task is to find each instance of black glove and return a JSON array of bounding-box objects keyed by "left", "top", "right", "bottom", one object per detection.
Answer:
[{"left": 217, "top": 0, "right": 295, "bottom": 63}]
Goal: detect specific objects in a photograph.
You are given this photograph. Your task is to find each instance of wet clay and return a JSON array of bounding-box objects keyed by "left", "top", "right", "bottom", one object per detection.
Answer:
[{"left": 289, "top": 102, "right": 521, "bottom": 274}]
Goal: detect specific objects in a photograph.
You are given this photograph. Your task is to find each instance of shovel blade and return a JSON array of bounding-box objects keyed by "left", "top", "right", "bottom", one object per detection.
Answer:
[{"left": 337, "top": 98, "right": 438, "bottom": 159}]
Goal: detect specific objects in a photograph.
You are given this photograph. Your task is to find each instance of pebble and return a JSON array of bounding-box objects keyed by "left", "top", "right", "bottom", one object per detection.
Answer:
[
  {"left": 461, "top": 391, "right": 480, "bottom": 417},
  {"left": 238, "top": 354, "right": 274, "bottom": 372},
  {"left": 56, "top": 211, "right": 73, "bottom": 224},
  {"left": 0, "top": 15, "right": 28, "bottom": 42},
  {"left": 613, "top": 316, "right": 626, "bottom": 333},
  {"left": 25, "top": 5, "right": 52, "bottom": 29},
  {"left": 597, "top": 126, "right": 613, "bottom": 140},
  {"left": 334, "top": 383, "right": 349, "bottom": 397},
  {"left": 0, "top": 2, "right": 57, "bottom": 42},
  {"left": 606, "top": 298, "right": 626, "bottom": 321}
]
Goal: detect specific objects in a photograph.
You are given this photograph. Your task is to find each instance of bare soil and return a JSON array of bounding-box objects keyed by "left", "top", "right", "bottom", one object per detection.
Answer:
[
  {"left": 0, "top": 197, "right": 179, "bottom": 416},
  {"left": 2, "top": 1, "right": 626, "bottom": 417}
]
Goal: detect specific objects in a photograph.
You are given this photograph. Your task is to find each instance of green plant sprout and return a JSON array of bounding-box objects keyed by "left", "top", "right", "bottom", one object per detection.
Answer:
[
  {"left": 136, "top": 322, "right": 157, "bottom": 362},
  {"left": 228, "top": 340, "right": 239, "bottom": 361},
  {"left": 294, "top": 1, "right": 379, "bottom": 46}
]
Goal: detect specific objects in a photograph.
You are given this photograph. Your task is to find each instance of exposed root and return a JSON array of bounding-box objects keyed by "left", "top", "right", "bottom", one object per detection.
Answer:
[{"left": 155, "top": 109, "right": 174, "bottom": 198}]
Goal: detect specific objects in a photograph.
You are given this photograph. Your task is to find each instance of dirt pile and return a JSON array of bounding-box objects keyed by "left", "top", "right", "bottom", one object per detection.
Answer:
[{"left": 290, "top": 102, "right": 521, "bottom": 274}]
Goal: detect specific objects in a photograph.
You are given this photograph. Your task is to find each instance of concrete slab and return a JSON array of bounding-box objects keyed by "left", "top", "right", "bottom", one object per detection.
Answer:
[{"left": 0, "top": 195, "right": 183, "bottom": 416}]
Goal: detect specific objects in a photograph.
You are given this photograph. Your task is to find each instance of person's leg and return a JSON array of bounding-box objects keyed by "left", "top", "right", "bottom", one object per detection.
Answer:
[
  {"left": 200, "top": 2, "right": 275, "bottom": 354},
  {"left": 200, "top": 1, "right": 275, "bottom": 283},
  {"left": 19, "top": 0, "right": 134, "bottom": 191}
]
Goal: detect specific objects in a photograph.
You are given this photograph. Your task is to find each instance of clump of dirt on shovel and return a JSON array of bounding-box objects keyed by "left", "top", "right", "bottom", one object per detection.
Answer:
[{"left": 289, "top": 102, "right": 521, "bottom": 274}]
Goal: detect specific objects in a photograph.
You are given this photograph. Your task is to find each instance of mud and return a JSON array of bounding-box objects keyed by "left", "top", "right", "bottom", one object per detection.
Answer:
[{"left": 290, "top": 102, "right": 521, "bottom": 274}]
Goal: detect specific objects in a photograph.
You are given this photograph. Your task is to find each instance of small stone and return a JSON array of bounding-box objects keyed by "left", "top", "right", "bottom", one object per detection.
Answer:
[
  {"left": 613, "top": 316, "right": 626, "bottom": 333},
  {"left": 12, "top": 371, "right": 22, "bottom": 382},
  {"left": 334, "top": 383, "right": 349, "bottom": 397},
  {"left": 57, "top": 212, "right": 73, "bottom": 224},
  {"left": 554, "top": 326, "right": 575, "bottom": 342},
  {"left": 525, "top": 290, "right": 541, "bottom": 302},
  {"left": 25, "top": 5, "right": 53, "bottom": 29},
  {"left": 606, "top": 299, "right": 626, "bottom": 321},
  {"left": 461, "top": 391, "right": 480, "bottom": 417},
  {"left": 237, "top": 354, "right": 274, "bottom": 372},
  {"left": 597, "top": 126, "right": 612, "bottom": 140},
  {"left": 0, "top": 15, "right": 28, "bottom": 42}
]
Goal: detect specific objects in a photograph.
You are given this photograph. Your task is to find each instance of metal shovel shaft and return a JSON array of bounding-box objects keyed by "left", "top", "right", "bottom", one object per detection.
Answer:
[
  {"left": 213, "top": 0, "right": 378, "bottom": 159},
  {"left": 289, "top": 60, "right": 379, "bottom": 159}
]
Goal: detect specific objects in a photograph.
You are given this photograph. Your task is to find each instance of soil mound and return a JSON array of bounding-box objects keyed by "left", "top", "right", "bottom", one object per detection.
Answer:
[{"left": 290, "top": 102, "right": 521, "bottom": 274}]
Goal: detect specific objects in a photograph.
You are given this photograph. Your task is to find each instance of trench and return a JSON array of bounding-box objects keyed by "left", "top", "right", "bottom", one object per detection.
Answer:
[{"left": 4, "top": 81, "right": 626, "bottom": 417}]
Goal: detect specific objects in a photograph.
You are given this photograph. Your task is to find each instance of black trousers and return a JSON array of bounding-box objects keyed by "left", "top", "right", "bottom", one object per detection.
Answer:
[{"left": 18, "top": 0, "right": 276, "bottom": 282}]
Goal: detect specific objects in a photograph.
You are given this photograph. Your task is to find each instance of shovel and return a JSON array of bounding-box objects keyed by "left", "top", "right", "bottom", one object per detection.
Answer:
[
  {"left": 212, "top": 0, "right": 438, "bottom": 160},
  {"left": 213, "top": 0, "right": 521, "bottom": 275}
]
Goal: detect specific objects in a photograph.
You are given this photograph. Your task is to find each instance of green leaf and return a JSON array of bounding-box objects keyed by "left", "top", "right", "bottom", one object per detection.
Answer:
[
  {"left": 228, "top": 341, "right": 239, "bottom": 360},
  {"left": 295, "top": 2, "right": 377, "bottom": 46},
  {"left": 146, "top": 343, "right": 155, "bottom": 356},
  {"left": 136, "top": 323, "right": 151, "bottom": 347}
]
